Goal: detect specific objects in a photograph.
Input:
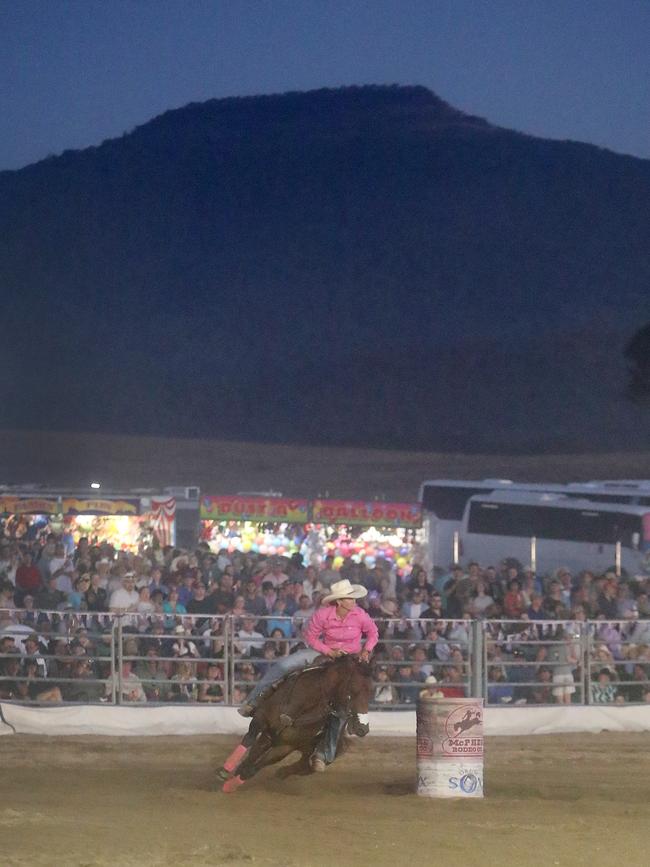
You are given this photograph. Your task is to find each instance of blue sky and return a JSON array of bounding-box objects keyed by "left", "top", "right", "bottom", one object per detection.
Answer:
[{"left": 1, "top": 0, "right": 649, "bottom": 170}]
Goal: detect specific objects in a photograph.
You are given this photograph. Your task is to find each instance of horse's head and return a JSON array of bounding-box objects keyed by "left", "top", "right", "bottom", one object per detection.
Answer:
[{"left": 330, "top": 656, "right": 373, "bottom": 737}]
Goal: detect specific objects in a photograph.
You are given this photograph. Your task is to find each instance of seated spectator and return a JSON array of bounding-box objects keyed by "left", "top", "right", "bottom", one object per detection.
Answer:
[
  {"left": 14, "top": 552, "right": 42, "bottom": 603},
  {"left": 85, "top": 574, "right": 108, "bottom": 612},
  {"left": 17, "top": 658, "right": 62, "bottom": 702},
  {"left": 408, "top": 566, "right": 433, "bottom": 594},
  {"left": 469, "top": 581, "right": 494, "bottom": 618},
  {"left": 148, "top": 566, "right": 169, "bottom": 599},
  {"left": 528, "top": 666, "right": 554, "bottom": 704},
  {"left": 162, "top": 589, "right": 187, "bottom": 628},
  {"left": 23, "top": 633, "right": 48, "bottom": 677},
  {"left": 624, "top": 663, "right": 649, "bottom": 703},
  {"left": 590, "top": 668, "right": 618, "bottom": 704},
  {"left": 170, "top": 660, "right": 198, "bottom": 702},
  {"left": 268, "top": 627, "right": 290, "bottom": 657},
  {"left": 63, "top": 658, "right": 104, "bottom": 702},
  {"left": 395, "top": 661, "right": 422, "bottom": 704},
  {"left": 235, "top": 616, "right": 265, "bottom": 657},
  {"left": 243, "top": 579, "right": 266, "bottom": 617},
  {"left": 0, "top": 581, "right": 16, "bottom": 610},
  {"left": 176, "top": 574, "right": 196, "bottom": 607},
  {"left": 373, "top": 667, "right": 399, "bottom": 704},
  {"left": 198, "top": 662, "right": 224, "bottom": 703},
  {"left": 110, "top": 660, "right": 146, "bottom": 703},
  {"left": 503, "top": 580, "right": 525, "bottom": 619},
  {"left": 0, "top": 646, "right": 23, "bottom": 699},
  {"left": 487, "top": 666, "right": 514, "bottom": 704},
  {"left": 292, "top": 594, "right": 315, "bottom": 629},
  {"left": 439, "top": 665, "right": 466, "bottom": 698},
  {"left": 527, "top": 594, "right": 546, "bottom": 621},
  {"left": 266, "top": 598, "right": 292, "bottom": 636},
  {"left": 543, "top": 581, "right": 569, "bottom": 619},
  {"left": 234, "top": 660, "right": 259, "bottom": 696},
  {"left": 616, "top": 583, "right": 637, "bottom": 619},
  {"left": 231, "top": 594, "right": 248, "bottom": 618},
  {"left": 211, "top": 573, "right": 236, "bottom": 614},
  {"left": 257, "top": 640, "right": 278, "bottom": 674},
  {"left": 595, "top": 580, "right": 618, "bottom": 620},
  {"left": 135, "top": 644, "right": 170, "bottom": 702},
  {"left": 109, "top": 574, "right": 140, "bottom": 613},
  {"left": 34, "top": 575, "right": 66, "bottom": 611},
  {"left": 419, "top": 674, "right": 444, "bottom": 700},
  {"left": 171, "top": 625, "right": 200, "bottom": 659},
  {"left": 67, "top": 574, "right": 91, "bottom": 611}
]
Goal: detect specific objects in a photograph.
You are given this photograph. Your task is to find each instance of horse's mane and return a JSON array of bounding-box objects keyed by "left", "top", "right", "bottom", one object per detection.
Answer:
[{"left": 327, "top": 655, "right": 373, "bottom": 682}]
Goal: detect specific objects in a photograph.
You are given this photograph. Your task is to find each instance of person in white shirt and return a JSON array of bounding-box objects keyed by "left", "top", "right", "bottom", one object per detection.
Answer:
[
  {"left": 235, "top": 616, "right": 265, "bottom": 656},
  {"left": 46, "top": 543, "right": 69, "bottom": 580},
  {"left": 109, "top": 575, "right": 140, "bottom": 612},
  {"left": 107, "top": 661, "right": 146, "bottom": 703},
  {"left": 263, "top": 560, "right": 289, "bottom": 588}
]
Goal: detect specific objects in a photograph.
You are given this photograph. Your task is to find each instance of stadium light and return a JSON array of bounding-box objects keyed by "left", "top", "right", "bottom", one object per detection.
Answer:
[{"left": 90, "top": 482, "right": 101, "bottom": 489}]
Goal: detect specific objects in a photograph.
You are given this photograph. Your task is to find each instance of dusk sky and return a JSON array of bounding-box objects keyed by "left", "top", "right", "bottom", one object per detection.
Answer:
[{"left": 1, "top": 0, "right": 649, "bottom": 172}]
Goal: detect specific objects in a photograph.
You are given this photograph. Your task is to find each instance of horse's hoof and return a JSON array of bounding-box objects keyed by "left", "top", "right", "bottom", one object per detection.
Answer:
[
  {"left": 310, "top": 756, "right": 326, "bottom": 773},
  {"left": 222, "top": 775, "right": 244, "bottom": 794}
]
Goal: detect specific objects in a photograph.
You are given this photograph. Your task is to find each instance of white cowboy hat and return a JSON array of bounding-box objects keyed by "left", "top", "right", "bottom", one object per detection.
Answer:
[{"left": 322, "top": 578, "right": 368, "bottom": 605}]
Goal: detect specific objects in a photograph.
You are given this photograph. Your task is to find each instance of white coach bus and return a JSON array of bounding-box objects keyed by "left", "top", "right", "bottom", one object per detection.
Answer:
[
  {"left": 461, "top": 491, "right": 650, "bottom": 576},
  {"left": 419, "top": 479, "right": 650, "bottom": 572}
]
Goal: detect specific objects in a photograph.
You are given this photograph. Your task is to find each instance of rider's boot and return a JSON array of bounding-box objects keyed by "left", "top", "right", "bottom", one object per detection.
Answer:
[
  {"left": 237, "top": 703, "right": 254, "bottom": 717},
  {"left": 237, "top": 683, "right": 277, "bottom": 717}
]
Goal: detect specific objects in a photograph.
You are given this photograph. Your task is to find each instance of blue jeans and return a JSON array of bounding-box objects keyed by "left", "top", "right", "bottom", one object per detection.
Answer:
[
  {"left": 246, "top": 647, "right": 320, "bottom": 705},
  {"left": 315, "top": 715, "right": 347, "bottom": 764}
]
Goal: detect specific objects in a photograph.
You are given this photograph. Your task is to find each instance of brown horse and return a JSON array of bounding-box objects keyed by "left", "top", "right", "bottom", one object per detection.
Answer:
[{"left": 218, "top": 655, "right": 373, "bottom": 792}]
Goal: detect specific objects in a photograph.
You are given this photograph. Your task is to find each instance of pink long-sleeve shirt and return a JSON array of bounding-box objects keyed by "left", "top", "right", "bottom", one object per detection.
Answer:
[{"left": 302, "top": 605, "right": 379, "bottom": 655}]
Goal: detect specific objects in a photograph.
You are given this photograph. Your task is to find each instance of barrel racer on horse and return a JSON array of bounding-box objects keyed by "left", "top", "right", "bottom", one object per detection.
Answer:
[{"left": 218, "top": 578, "right": 378, "bottom": 790}]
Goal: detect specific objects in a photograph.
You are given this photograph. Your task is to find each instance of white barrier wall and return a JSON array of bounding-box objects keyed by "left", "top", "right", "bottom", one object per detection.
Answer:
[{"left": 2, "top": 703, "right": 650, "bottom": 737}]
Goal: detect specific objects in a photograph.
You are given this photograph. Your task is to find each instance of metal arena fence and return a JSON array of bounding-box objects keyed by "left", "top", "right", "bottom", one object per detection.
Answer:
[{"left": 1, "top": 609, "right": 649, "bottom": 708}]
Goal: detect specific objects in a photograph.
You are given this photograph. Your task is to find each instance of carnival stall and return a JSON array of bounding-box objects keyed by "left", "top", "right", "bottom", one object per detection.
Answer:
[
  {"left": 199, "top": 495, "right": 424, "bottom": 576},
  {"left": 199, "top": 495, "right": 309, "bottom": 556},
  {"left": 306, "top": 499, "right": 425, "bottom": 576},
  {"left": 0, "top": 494, "right": 176, "bottom": 551}
]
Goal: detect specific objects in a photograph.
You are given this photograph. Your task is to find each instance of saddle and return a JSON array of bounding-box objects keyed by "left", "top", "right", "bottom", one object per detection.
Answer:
[{"left": 273, "top": 657, "right": 339, "bottom": 730}]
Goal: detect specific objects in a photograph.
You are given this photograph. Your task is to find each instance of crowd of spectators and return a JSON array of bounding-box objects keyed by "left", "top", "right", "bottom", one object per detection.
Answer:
[{"left": 1, "top": 531, "right": 649, "bottom": 707}]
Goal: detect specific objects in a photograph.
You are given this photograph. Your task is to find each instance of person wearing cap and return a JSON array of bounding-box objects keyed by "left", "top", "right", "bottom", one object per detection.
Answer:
[{"left": 238, "top": 578, "right": 378, "bottom": 761}]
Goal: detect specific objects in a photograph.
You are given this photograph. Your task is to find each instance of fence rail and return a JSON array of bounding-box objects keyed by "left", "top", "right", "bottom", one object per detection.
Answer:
[{"left": 1, "top": 609, "right": 648, "bottom": 708}]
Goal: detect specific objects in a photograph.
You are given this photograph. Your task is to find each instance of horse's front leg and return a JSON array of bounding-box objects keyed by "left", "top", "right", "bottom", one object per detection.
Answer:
[
  {"left": 223, "top": 740, "right": 295, "bottom": 793},
  {"left": 217, "top": 718, "right": 263, "bottom": 781}
]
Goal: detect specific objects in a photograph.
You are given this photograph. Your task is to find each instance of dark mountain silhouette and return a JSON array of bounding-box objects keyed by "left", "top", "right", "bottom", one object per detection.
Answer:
[{"left": 1, "top": 84, "right": 649, "bottom": 452}]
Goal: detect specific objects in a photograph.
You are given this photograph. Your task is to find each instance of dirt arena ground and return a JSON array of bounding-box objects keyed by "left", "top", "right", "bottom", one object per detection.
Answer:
[{"left": 0, "top": 733, "right": 648, "bottom": 867}]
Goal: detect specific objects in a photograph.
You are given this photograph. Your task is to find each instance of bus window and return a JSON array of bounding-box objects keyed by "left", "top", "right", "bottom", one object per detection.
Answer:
[
  {"left": 421, "top": 486, "right": 489, "bottom": 520},
  {"left": 467, "top": 501, "right": 643, "bottom": 547}
]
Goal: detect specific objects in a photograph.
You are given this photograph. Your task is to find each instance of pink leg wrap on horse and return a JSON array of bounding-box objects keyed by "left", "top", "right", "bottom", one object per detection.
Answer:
[
  {"left": 223, "top": 744, "right": 248, "bottom": 773},
  {"left": 222, "top": 775, "right": 244, "bottom": 793}
]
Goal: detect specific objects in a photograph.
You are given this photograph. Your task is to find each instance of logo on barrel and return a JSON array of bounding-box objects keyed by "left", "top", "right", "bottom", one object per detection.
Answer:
[
  {"left": 441, "top": 705, "right": 483, "bottom": 757},
  {"left": 448, "top": 771, "right": 483, "bottom": 794},
  {"left": 416, "top": 735, "right": 434, "bottom": 757}
]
